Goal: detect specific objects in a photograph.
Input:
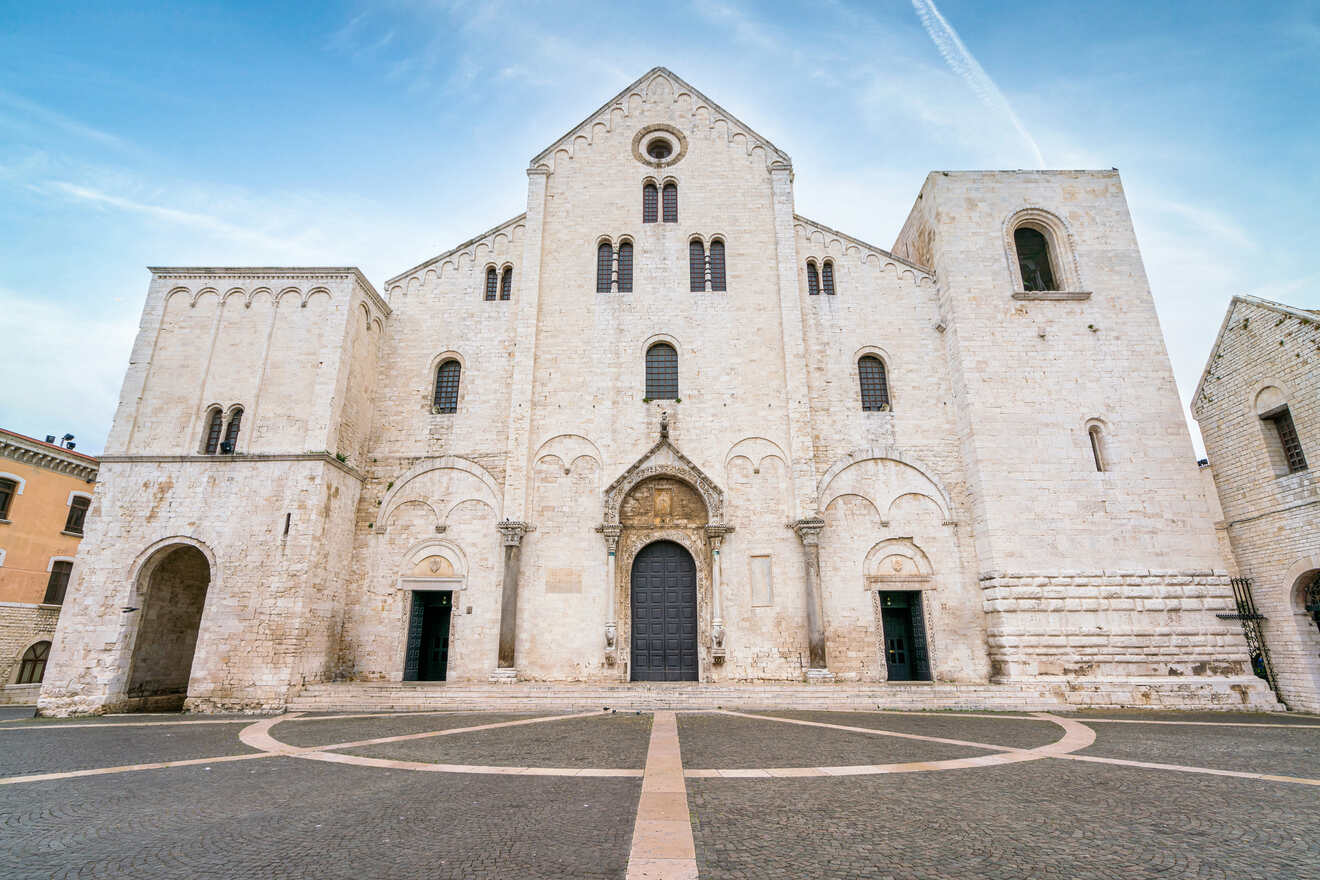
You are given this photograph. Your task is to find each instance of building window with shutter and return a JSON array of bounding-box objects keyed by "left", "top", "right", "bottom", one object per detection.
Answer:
[
  {"left": 203, "top": 407, "right": 224, "bottom": 454},
  {"left": 617, "top": 241, "right": 634, "bottom": 293},
  {"left": 642, "top": 183, "right": 658, "bottom": 223},
  {"left": 662, "top": 182, "right": 678, "bottom": 223},
  {"left": 500, "top": 266, "right": 513, "bottom": 300},
  {"left": 222, "top": 407, "right": 243, "bottom": 454},
  {"left": 709, "top": 239, "right": 726, "bottom": 291},
  {"left": 44, "top": 560, "right": 72, "bottom": 605},
  {"left": 689, "top": 239, "right": 706, "bottom": 292},
  {"left": 822, "top": 259, "right": 836, "bottom": 295},
  {"left": 0, "top": 478, "right": 16, "bottom": 520},
  {"left": 65, "top": 495, "right": 90, "bottom": 535},
  {"left": 1266, "top": 407, "right": 1308, "bottom": 473},
  {"left": 597, "top": 242, "right": 614, "bottom": 293},
  {"left": 485, "top": 266, "right": 498, "bottom": 301}
]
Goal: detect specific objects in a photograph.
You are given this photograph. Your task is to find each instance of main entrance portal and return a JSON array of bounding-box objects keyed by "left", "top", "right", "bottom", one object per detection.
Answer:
[
  {"left": 630, "top": 541, "right": 698, "bottom": 681},
  {"left": 405, "top": 591, "right": 452, "bottom": 681}
]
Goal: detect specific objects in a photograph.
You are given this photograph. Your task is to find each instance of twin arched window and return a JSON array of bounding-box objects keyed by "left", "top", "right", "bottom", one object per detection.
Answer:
[
  {"left": 433, "top": 360, "right": 461, "bottom": 413},
  {"left": 806, "top": 260, "right": 836, "bottom": 296},
  {"left": 858, "top": 356, "right": 890, "bottom": 411},
  {"left": 642, "top": 182, "right": 677, "bottom": 224},
  {"left": 689, "top": 238, "right": 726, "bottom": 292},
  {"left": 596, "top": 240, "right": 634, "bottom": 292},
  {"left": 203, "top": 406, "right": 243, "bottom": 454},
  {"left": 645, "top": 343, "right": 678, "bottom": 399},
  {"left": 485, "top": 266, "right": 513, "bottom": 301}
]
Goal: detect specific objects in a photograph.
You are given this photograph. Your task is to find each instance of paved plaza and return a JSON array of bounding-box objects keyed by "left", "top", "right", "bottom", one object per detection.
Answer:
[{"left": 1, "top": 704, "right": 1317, "bottom": 879}]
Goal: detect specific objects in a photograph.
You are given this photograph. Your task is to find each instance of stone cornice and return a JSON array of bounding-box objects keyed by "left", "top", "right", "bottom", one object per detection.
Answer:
[
  {"left": 0, "top": 430, "right": 98, "bottom": 482},
  {"left": 149, "top": 266, "right": 390, "bottom": 319},
  {"left": 98, "top": 452, "right": 364, "bottom": 481}
]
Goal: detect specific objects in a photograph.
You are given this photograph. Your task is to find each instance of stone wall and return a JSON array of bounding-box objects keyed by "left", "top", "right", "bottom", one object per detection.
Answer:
[
  {"left": 1193, "top": 296, "right": 1320, "bottom": 711},
  {"left": 0, "top": 602, "right": 59, "bottom": 690}
]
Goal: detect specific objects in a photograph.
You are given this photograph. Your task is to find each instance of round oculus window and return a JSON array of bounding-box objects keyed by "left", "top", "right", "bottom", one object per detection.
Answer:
[{"left": 646, "top": 138, "right": 673, "bottom": 161}]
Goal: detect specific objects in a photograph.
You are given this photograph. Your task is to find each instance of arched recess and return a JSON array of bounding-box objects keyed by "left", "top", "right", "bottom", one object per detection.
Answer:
[
  {"left": 817, "top": 448, "right": 955, "bottom": 522},
  {"left": 378, "top": 456, "right": 502, "bottom": 532},
  {"left": 1002, "top": 207, "right": 1081, "bottom": 293},
  {"left": 865, "top": 538, "right": 934, "bottom": 588},
  {"left": 124, "top": 540, "right": 214, "bottom": 710}
]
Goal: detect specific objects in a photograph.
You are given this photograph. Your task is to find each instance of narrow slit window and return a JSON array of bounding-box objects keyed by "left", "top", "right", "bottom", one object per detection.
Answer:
[
  {"left": 64, "top": 496, "right": 90, "bottom": 534},
  {"left": 484, "top": 267, "right": 498, "bottom": 301},
  {"left": 858, "top": 356, "right": 890, "bottom": 411},
  {"left": 222, "top": 408, "right": 242, "bottom": 454},
  {"left": 500, "top": 266, "right": 513, "bottom": 300},
  {"left": 645, "top": 343, "right": 678, "bottom": 399},
  {"left": 434, "top": 360, "right": 461, "bottom": 413},
  {"left": 642, "top": 184, "right": 658, "bottom": 223},
  {"left": 662, "top": 183, "right": 678, "bottom": 223},
  {"left": 822, "top": 260, "right": 836, "bottom": 295},
  {"left": 689, "top": 240, "right": 706, "bottom": 291},
  {"left": 709, "top": 239, "right": 726, "bottom": 291},
  {"left": 204, "top": 407, "right": 224, "bottom": 455},
  {"left": 807, "top": 261, "right": 820, "bottom": 296},
  {"left": 597, "top": 242, "right": 614, "bottom": 293},
  {"left": 1089, "top": 426, "right": 1106, "bottom": 472},
  {"left": 44, "top": 561, "right": 72, "bottom": 605},
  {"left": 1014, "top": 227, "right": 1057, "bottom": 291},
  {"left": 617, "top": 241, "right": 633, "bottom": 293},
  {"left": 1268, "top": 407, "right": 1308, "bottom": 473}
]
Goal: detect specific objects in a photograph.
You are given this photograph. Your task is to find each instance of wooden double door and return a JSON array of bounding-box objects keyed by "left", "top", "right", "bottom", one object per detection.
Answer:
[{"left": 630, "top": 541, "right": 698, "bottom": 681}]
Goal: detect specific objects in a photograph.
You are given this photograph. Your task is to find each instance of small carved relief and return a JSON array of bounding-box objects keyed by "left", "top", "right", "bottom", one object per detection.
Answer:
[{"left": 620, "top": 477, "right": 708, "bottom": 528}]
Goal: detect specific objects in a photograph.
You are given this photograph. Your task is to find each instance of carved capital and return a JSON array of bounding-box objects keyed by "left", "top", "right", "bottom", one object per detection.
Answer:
[
  {"left": 597, "top": 523, "right": 623, "bottom": 553},
  {"left": 497, "top": 520, "right": 529, "bottom": 546},
  {"left": 704, "top": 523, "right": 733, "bottom": 550},
  {"left": 790, "top": 517, "right": 826, "bottom": 546}
]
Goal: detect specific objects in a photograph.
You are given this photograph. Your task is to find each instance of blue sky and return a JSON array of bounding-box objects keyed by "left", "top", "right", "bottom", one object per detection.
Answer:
[{"left": 1, "top": 0, "right": 1316, "bottom": 455}]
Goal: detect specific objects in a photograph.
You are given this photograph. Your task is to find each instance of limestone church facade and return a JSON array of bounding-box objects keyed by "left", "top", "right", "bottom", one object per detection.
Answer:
[{"left": 39, "top": 69, "right": 1275, "bottom": 714}]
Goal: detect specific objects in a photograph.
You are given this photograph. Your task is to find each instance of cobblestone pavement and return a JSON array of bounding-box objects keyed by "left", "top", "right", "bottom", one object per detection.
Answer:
[{"left": 0, "top": 707, "right": 1316, "bottom": 879}]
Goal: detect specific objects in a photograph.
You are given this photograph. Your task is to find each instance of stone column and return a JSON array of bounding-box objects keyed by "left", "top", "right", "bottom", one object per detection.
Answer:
[
  {"left": 791, "top": 517, "right": 832, "bottom": 681},
  {"left": 706, "top": 525, "right": 731, "bottom": 662},
  {"left": 601, "top": 525, "right": 622, "bottom": 666},
  {"left": 493, "top": 520, "right": 528, "bottom": 681}
]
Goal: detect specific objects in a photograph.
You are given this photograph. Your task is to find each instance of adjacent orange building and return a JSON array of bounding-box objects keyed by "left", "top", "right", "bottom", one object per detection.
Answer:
[{"left": 0, "top": 428, "right": 98, "bottom": 703}]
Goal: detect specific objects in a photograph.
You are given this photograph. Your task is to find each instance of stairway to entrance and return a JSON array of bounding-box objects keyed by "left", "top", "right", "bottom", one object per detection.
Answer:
[{"left": 285, "top": 678, "right": 1281, "bottom": 713}]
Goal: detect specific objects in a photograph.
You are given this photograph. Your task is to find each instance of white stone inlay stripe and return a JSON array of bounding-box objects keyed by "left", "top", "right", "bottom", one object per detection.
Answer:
[
  {"left": 0, "top": 752, "right": 273, "bottom": 786},
  {"left": 625, "top": 711, "right": 698, "bottom": 880},
  {"left": 1053, "top": 752, "right": 1320, "bottom": 786}
]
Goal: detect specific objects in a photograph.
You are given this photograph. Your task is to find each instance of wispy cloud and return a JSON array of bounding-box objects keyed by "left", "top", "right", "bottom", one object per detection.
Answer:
[
  {"left": 0, "top": 89, "right": 133, "bottom": 152},
  {"left": 910, "top": 0, "right": 1045, "bottom": 168},
  {"left": 39, "top": 180, "right": 302, "bottom": 252}
]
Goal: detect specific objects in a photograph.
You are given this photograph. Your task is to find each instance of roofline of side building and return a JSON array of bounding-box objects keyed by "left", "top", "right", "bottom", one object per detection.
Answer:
[
  {"left": 0, "top": 428, "right": 99, "bottom": 482},
  {"left": 148, "top": 266, "right": 389, "bottom": 317}
]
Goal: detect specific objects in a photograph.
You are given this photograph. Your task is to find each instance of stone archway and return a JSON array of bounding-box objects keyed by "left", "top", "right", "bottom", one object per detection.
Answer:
[{"left": 125, "top": 544, "right": 211, "bottom": 711}]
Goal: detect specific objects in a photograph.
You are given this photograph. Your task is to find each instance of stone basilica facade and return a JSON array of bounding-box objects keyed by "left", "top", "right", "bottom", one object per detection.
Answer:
[{"left": 39, "top": 68, "right": 1276, "bottom": 714}]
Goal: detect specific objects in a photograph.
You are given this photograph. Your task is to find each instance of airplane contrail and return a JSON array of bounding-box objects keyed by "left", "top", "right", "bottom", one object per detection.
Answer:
[{"left": 912, "top": 0, "right": 1046, "bottom": 168}]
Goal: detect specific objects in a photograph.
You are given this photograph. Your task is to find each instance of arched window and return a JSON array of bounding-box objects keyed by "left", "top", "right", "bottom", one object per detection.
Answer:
[
  {"left": 858, "top": 356, "right": 890, "bottom": 411},
  {"left": 64, "top": 495, "right": 90, "bottom": 535},
  {"left": 689, "top": 240, "right": 706, "bottom": 292},
  {"left": 822, "top": 260, "right": 836, "bottom": 296},
  {"left": 617, "top": 241, "right": 633, "bottom": 293},
  {"left": 1088, "top": 425, "right": 1107, "bottom": 472},
  {"left": 16, "top": 641, "right": 50, "bottom": 684},
  {"left": 709, "top": 239, "right": 726, "bottom": 291},
  {"left": 203, "top": 407, "right": 224, "bottom": 455},
  {"left": 642, "top": 183, "right": 658, "bottom": 223},
  {"left": 807, "top": 261, "right": 820, "bottom": 296},
  {"left": 485, "top": 266, "right": 498, "bottom": 301},
  {"left": 433, "top": 360, "right": 461, "bottom": 414},
  {"left": 500, "top": 266, "right": 513, "bottom": 301},
  {"left": 597, "top": 242, "right": 614, "bottom": 293},
  {"left": 662, "top": 183, "right": 678, "bottom": 223},
  {"left": 645, "top": 343, "right": 678, "bottom": 399},
  {"left": 222, "top": 407, "right": 243, "bottom": 454},
  {"left": 1014, "top": 227, "right": 1056, "bottom": 292},
  {"left": 44, "top": 560, "right": 72, "bottom": 605}
]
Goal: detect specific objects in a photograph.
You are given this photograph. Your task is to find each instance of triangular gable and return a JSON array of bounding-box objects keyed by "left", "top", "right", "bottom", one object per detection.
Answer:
[
  {"left": 602, "top": 418, "right": 726, "bottom": 526},
  {"left": 1191, "top": 294, "right": 1319, "bottom": 416},
  {"left": 529, "top": 66, "right": 790, "bottom": 170}
]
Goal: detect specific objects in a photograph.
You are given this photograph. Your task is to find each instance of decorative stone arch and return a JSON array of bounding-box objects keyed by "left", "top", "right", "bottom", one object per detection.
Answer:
[
  {"left": 1003, "top": 207, "right": 1083, "bottom": 294},
  {"left": 603, "top": 461, "right": 724, "bottom": 528},
  {"left": 865, "top": 538, "right": 934, "bottom": 589},
  {"left": 378, "top": 456, "right": 502, "bottom": 533},
  {"left": 817, "top": 447, "right": 955, "bottom": 522}
]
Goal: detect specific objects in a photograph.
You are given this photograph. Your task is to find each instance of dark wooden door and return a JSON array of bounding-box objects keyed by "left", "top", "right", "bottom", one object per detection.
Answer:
[
  {"left": 406, "top": 591, "right": 452, "bottom": 681},
  {"left": 882, "top": 606, "right": 914, "bottom": 681},
  {"left": 630, "top": 541, "right": 698, "bottom": 681}
]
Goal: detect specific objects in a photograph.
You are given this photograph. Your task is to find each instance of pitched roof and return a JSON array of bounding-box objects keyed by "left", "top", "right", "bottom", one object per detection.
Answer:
[
  {"left": 1191, "top": 294, "right": 1319, "bottom": 414},
  {"left": 528, "top": 66, "right": 790, "bottom": 169}
]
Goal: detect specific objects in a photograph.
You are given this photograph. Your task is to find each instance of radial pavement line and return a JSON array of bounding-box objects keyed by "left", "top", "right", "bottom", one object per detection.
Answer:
[{"left": 625, "top": 711, "right": 698, "bottom": 880}]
